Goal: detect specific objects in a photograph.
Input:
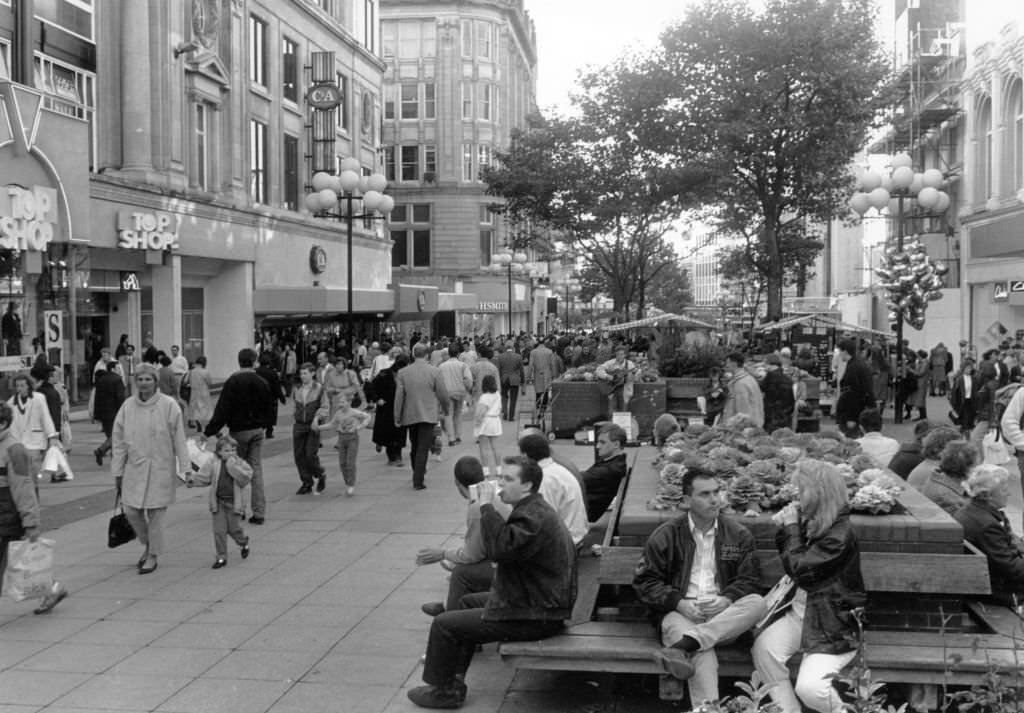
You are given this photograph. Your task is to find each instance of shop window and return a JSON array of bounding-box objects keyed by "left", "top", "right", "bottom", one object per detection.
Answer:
[
  {"left": 336, "top": 73, "right": 349, "bottom": 131},
  {"left": 480, "top": 229, "right": 493, "bottom": 266},
  {"left": 249, "top": 118, "right": 268, "bottom": 204},
  {"left": 34, "top": 0, "right": 94, "bottom": 42},
  {"left": 400, "top": 83, "right": 418, "bottom": 119},
  {"left": 461, "top": 20, "right": 472, "bottom": 58},
  {"left": 194, "top": 103, "right": 210, "bottom": 191},
  {"left": 33, "top": 53, "right": 96, "bottom": 171},
  {"left": 249, "top": 15, "right": 268, "bottom": 88},
  {"left": 0, "top": 41, "right": 8, "bottom": 80},
  {"left": 282, "top": 36, "right": 298, "bottom": 102},
  {"left": 283, "top": 134, "right": 299, "bottom": 211},
  {"left": 400, "top": 145, "right": 419, "bottom": 181}
]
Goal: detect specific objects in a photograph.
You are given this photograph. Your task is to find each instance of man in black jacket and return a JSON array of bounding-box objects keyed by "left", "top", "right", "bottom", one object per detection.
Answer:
[
  {"left": 634, "top": 467, "right": 765, "bottom": 703},
  {"left": 205, "top": 349, "right": 272, "bottom": 524},
  {"left": 834, "top": 338, "right": 874, "bottom": 437},
  {"left": 582, "top": 423, "right": 628, "bottom": 521},
  {"left": 409, "top": 456, "right": 575, "bottom": 709}
]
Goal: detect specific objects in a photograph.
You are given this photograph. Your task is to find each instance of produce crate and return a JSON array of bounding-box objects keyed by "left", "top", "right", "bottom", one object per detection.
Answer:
[
  {"left": 549, "top": 381, "right": 607, "bottom": 437},
  {"left": 630, "top": 381, "right": 666, "bottom": 440}
]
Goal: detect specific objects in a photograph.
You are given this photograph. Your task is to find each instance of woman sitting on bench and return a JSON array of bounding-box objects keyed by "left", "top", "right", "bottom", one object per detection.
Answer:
[{"left": 753, "top": 459, "right": 866, "bottom": 713}]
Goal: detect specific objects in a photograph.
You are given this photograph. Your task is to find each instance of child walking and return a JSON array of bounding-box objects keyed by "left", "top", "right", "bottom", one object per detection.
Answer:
[
  {"left": 187, "top": 435, "right": 252, "bottom": 569},
  {"left": 473, "top": 374, "right": 502, "bottom": 476},
  {"left": 313, "top": 399, "right": 371, "bottom": 496}
]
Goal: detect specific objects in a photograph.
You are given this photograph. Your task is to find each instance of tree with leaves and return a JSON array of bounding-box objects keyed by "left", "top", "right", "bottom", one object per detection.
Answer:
[{"left": 574, "top": 0, "right": 892, "bottom": 321}]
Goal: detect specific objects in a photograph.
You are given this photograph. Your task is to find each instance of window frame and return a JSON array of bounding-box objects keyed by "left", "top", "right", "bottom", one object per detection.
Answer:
[
  {"left": 424, "top": 145, "right": 437, "bottom": 175},
  {"left": 0, "top": 39, "right": 9, "bottom": 80},
  {"left": 281, "top": 36, "right": 298, "bottom": 103},
  {"left": 480, "top": 84, "right": 492, "bottom": 122},
  {"left": 249, "top": 14, "right": 268, "bottom": 89},
  {"left": 194, "top": 102, "right": 210, "bottom": 191},
  {"left": 249, "top": 118, "right": 269, "bottom": 205},
  {"left": 462, "top": 144, "right": 474, "bottom": 182},
  {"left": 283, "top": 133, "right": 300, "bottom": 211},
  {"left": 424, "top": 83, "right": 436, "bottom": 120},
  {"left": 336, "top": 73, "right": 350, "bottom": 132},
  {"left": 400, "top": 145, "right": 419, "bottom": 181},
  {"left": 1011, "top": 79, "right": 1024, "bottom": 193},
  {"left": 384, "top": 145, "right": 396, "bottom": 181},
  {"left": 33, "top": 53, "right": 96, "bottom": 171},
  {"left": 391, "top": 203, "right": 433, "bottom": 268},
  {"left": 461, "top": 20, "right": 473, "bottom": 58},
  {"left": 476, "top": 21, "right": 492, "bottom": 60},
  {"left": 400, "top": 83, "right": 419, "bottom": 120},
  {"left": 461, "top": 83, "right": 473, "bottom": 120},
  {"left": 34, "top": 0, "right": 94, "bottom": 43}
]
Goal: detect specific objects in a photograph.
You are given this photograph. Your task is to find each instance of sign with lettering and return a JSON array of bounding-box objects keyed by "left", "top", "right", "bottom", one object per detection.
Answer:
[
  {"left": 1011, "top": 280, "right": 1024, "bottom": 293},
  {"left": 0, "top": 185, "right": 57, "bottom": 251},
  {"left": 120, "top": 271, "right": 141, "bottom": 292},
  {"left": 117, "top": 211, "right": 181, "bottom": 250},
  {"left": 307, "top": 83, "right": 343, "bottom": 110},
  {"left": 0, "top": 355, "right": 34, "bottom": 372},
  {"left": 44, "top": 310, "right": 62, "bottom": 351},
  {"left": 994, "top": 282, "right": 1009, "bottom": 302},
  {"left": 478, "top": 301, "right": 507, "bottom": 311}
]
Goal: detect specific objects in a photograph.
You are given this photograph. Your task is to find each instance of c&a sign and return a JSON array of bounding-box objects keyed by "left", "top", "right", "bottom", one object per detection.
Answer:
[
  {"left": 0, "top": 185, "right": 57, "bottom": 251},
  {"left": 117, "top": 211, "right": 181, "bottom": 250}
]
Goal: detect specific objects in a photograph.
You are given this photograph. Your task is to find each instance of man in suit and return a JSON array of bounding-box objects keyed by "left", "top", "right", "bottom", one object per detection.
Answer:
[
  {"left": 395, "top": 343, "right": 449, "bottom": 490},
  {"left": 528, "top": 337, "right": 560, "bottom": 413},
  {"left": 496, "top": 340, "right": 524, "bottom": 421}
]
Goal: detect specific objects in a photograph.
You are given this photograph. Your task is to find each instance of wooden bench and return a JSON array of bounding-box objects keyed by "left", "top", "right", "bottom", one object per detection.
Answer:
[{"left": 500, "top": 541, "right": 1022, "bottom": 699}]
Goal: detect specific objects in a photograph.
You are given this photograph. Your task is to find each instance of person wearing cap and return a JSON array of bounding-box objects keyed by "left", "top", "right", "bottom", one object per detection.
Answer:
[{"left": 761, "top": 354, "right": 795, "bottom": 432}]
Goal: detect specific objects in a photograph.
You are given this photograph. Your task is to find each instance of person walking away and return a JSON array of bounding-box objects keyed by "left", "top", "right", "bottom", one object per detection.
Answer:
[
  {"left": 528, "top": 337, "right": 560, "bottom": 415},
  {"left": 496, "top": 340, "right": 524, "bottom": 421},
  {"left": 721, "top": 352, "right": 765, "bottom": 426},
  {"left": 930, "top": 343, "right": 949, "bottom": 396},
  {"left": 907, "top": 349, "right": 931, "bottom": 421},
  {"left": 186, "top": 434, "right": 252, "bottom": 569},
  {"left": 255, "top": 351, "right": 287, "bottom": 438},
  {"left": 7, "top": 374, "right": 59, "bottom": 486},
  {"left": 968, "top": 362, "right": 999, "bottom": 454},
  {"left": 394, "top": 343, "right": 448, "bottom": 490},
  {"left": 186, "top": 356, "right": 215, "bottom": 433},
  {"left": 292, "top": 363, "right": 328, "bottom": 494},
  {"left": 281, "top": 343, "right": 298, "bottom": 398},
  {"left": 93, "top": 361, "right": 126, "bottom": 466},
  {"left": 112, "top": 364, "right": 190, "bottom": 574},
  {"left": 949, "top": 359, "right": 979, "bottom": 437},
  {"left": 438, "top": 345, "right": 473, "bottom": 446},
  {"left": 473, "top": 375, "right": 503, "bottom": 477},
  {"left": 203, "top": 349, "right": 272, "bottom": 524},
  {"left": 753, "top": 460, "right": 867, "bottom": 713},
  {"left": 371, "top": 354, "right": 409, "bottom": 466},
  {"left": 761, "top": 354, "right": 795, "bottom": 432},
  {"left": 157, "top": 355, "right": 177, "bottom": 397},
  {"left": 833, "top": 339, "right": 874, "bottom": 437},
  {"left": 313, "top": 394, "right": 371, "bottom": 496},
  {"left": 0, "top": 402, "right": 68, "bottom": 613},
  {"left": 470, "top": 345, "right": 500, "bottom": 408}
]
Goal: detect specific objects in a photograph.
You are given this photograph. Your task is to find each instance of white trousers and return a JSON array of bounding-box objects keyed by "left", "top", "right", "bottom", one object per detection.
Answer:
[
  {"left": 752, "top": 609, "right": 856, "bottom": 713},
  {"left": 660, "top": 593, "right": 765, "bottom": 705}
]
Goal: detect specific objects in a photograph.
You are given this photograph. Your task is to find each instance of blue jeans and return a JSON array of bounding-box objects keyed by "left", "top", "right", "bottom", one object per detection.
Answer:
[
  {"left": 231, "top": 428, "right": 264, "bottom": 517},
  {"left": 337, "top": 432, "right": 359, "bottom": 486}
]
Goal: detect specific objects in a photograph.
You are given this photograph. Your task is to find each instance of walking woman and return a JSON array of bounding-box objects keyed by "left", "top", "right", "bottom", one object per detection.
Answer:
[
  {"left": 753, "top": 459, "right": 866, "bottom": 713},
  {"left": 473, "top": 374, "right": 502, "bottom": 476},
  {"left": 186, "top": 356, "right": 215, "bottom": 433},
  {"left": 292, "top": 362, "right": 327, "bottom": 494},
  {"left": 906, "top": 349, "right": 931, "bottom": 421},
  {"left": 7, "top": 373, "right": 59, "bottom": 485},
  {"left": 372, "top": 354, "right": 408, "bottom": 466},
  {"left": 111, "top": 364, "right": 190, "bottom": 574}
]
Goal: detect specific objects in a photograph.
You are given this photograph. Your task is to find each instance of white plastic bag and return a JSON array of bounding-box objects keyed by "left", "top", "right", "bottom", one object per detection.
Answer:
[
  {"left": 3, "top": 538, "right": 55, "bottom": 601},
  {"left": 40, "top": 445, "right": 74, "bottom": 480},
  {"left": 984, "top": 430, "right": 1011, "bottom": 465},
  {"left": 187, "top": 438, "right": 214, "bottom": 472}
]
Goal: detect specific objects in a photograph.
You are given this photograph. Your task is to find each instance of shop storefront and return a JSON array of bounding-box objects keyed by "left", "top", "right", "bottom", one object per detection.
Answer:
[
  {"left": 458, "top": 278, "right": 531, "bottom": 336},
  {"left": 963, "top": 209, "right": 1024, "bottom": 350}
]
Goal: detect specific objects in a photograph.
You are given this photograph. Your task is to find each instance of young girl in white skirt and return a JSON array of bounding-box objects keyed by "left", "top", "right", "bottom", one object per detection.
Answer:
[{"left": 473, "top": 374, "right": 502, "bottom": 476}]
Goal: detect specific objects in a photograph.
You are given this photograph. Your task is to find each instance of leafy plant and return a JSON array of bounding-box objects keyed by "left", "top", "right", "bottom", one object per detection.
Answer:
[{"left": 659, "top": 343, "right": 731, "bottom": 378}]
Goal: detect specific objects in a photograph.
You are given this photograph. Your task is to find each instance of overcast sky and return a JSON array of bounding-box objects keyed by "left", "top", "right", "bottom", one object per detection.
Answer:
[{"left": 527, "top": 0, "right": 690, "bottom": 113}]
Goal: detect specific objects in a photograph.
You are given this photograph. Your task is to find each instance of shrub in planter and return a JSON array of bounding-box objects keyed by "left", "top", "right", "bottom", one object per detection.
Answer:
[{"left": 659, "top": 343, "right": 731, "bottom": 378}]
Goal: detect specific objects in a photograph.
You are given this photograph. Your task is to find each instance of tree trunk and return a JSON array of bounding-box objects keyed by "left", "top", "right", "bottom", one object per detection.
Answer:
[{"left": 763, "top": 224, "right": 784, "bottom": 322}]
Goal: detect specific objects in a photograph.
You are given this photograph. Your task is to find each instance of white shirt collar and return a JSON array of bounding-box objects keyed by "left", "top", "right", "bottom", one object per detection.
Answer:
[{"left": 687, "top": 514, "right": 717, "bottom": 538}]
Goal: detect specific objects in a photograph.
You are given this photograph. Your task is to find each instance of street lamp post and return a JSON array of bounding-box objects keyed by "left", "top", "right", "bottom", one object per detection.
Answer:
[
  {"left": 489, "top": 246, "right": 527, "bottom": 336},
  {"left": 849, "top": 152, "right": 950, "bottom": 424},
  {"left": 552, "top": 275, "right": 581, "bottom": 330},
  {"left": 304, "top": 159, "right": 394, "bottom": 359}
]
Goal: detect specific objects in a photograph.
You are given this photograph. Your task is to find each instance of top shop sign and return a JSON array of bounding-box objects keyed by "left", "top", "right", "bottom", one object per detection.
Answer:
[{"left": 117, "top": 210, "right": 181, "bottom": 250}]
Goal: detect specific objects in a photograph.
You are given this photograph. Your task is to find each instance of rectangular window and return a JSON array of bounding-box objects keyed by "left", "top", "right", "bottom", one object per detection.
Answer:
[
  {"left": 0, "top": 41, "right": 8, "bottom": 80},
  {"left": 424, "top": 83, "right": 435, "bottom": 119},
  {"left": 476, "top": 21, "right": 492, "bottom": 60},
  {"left": 283, "top": 134, "right": 299, "bottom": 211},
  {"left": 423, "top": 21, "right": 436, "bottom": 57},
  {"left": 480, "top": 84, "right": 492, "bottom": 121},
  {"left": 382, "top": 22, "right": 396, "bottom": 57},
  {"left": 480, "top": 205, "right": 493, "bottom": 224},
  {"left": 249, "top": 119, "right": 268, "bottom": 204},
  {"left": 412, "top": 204, "right": 431, "bottom": 223},
  {"left": 282, "top": 37, "right": 298, "bottom": 102},
  {"left": 364, "top": 0, "right": 376, "bottom": 53},
  {"left": 384, "top": 146, "right": 396, "bottom": 181},
  {"left": 249, "top": 15, "right": 267, "bottom": 88},
  {"left": 462, "top": 83, "right": 472, "bottom": 120},
  {"left": 477, "top": 145, "right": 492, "bottom": 173},
  {"left": 391, "top": 229, "right": 409, "bottom": 268},
  {"left": 336, "top": 73, "right": 349, "bottom": 131},
  {"left": 462, "top": 144, "right": 474, "bottom": 182},
  {"left": 384, "top": 86, "right": 395, "bottom": 120},
  {"left": 400, "top": 145, "right": 419, "bottom": 181},
  {"left": 424, "top": 145, "right": 437, "bottom": 175},
  {"left": 461, "top": 20, "right": 472, "bottom": 58},
  {"left": 391, "top": 204, "right": 408, "bottom": 223},
  {"left": 400, "top": 83, "right": 418, "bottom": 119},
  {"left": 33, "top": 53, "right": 96, "bottom": 170},
  {"left": 480, "top": 229, "right": 494, "bottom": 266},
  {"left": 195, "top": 104, "right": 209, "bottom": 191},
  {"left": 398, "top": 20, "right": 419, "bottom": 58},
  {"left": 34, "top": 0, "right": 93, "bottom": 42},
  {"left": 413, "top": 230, "right": 431, "bottom": 267}
]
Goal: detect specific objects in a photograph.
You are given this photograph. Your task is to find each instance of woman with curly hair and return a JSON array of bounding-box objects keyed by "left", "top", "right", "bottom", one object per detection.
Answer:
[{"left": 920, "top": 439, "right": 978, "bottom": 516}]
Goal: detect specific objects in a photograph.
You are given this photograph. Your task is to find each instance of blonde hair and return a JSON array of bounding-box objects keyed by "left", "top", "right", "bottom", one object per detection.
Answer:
[
  {"left": 792, "top": 459, "right": 848, "bottom": 540},
  {"left": 215, "top": 434, "right": 238, "bottom": 456},
  {"left": 964, "top": 463, "right": 1010, "bottom": 501}
]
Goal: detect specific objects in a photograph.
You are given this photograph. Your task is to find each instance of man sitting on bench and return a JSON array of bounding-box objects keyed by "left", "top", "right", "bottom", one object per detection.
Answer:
[
  {"left": 634, "top": 467, "right": 765, "bottom": 705},
  {"left": 582, "top": 423, "right": 629, "bottom": 522}
]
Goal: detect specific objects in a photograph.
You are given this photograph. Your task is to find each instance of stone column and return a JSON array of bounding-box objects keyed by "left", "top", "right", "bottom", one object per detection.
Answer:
[
  {"left": 121, "top": 1, "right": 153, "bottom": 172},
  {"left": 151, "top": 254, "right": 182, "bottom": 352}
]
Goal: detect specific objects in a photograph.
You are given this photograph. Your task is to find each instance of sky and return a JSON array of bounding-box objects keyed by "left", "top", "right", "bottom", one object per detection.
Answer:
[{"left": 526, "top": 0, "right": 691, "bottom": 113}]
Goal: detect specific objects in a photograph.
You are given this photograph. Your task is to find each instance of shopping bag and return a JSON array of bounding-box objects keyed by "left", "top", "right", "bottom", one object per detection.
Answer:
[
  {"left": 3, "top": 538, "right": 55, "bottom": 601},
  {"left": 108, "top": 493, "right": 136, "bottom": 548},
  {"left": 186, "top": 438, "right": 214, "bottom": 472},
  {"left": 983, "top": 430, "right": 1011, "bottom": 465},
  {"left": 60, "top": 420, "right": 73, "bottom": 452},
  {"left": 40, "top": 445, "right": 73, "bottom": 480}
]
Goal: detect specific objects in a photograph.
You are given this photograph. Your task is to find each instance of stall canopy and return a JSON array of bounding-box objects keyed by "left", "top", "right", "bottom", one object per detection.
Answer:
[
  {"left": 755, "top": 313, "right": 893, "bottom": 340},
  {"left": 605, "top": 313, "right": 716, "bottom": 332}
]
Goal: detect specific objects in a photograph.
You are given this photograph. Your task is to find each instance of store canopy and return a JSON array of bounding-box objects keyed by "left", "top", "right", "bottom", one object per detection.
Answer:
[
  {"left": 605, "top": 313, "right": 716, "bottom": 332},
  {"left": 755, "top": 313, "right": 893, "bottom": 339}
]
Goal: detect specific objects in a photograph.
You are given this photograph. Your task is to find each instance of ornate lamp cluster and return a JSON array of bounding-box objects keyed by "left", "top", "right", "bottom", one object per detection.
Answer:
[
  {"left": 304, "top": 158, "right": 395, "bottom": 217},
  {"left": 876, "top": 239, "right": 949, "bottom": 331},
  {"left": 848, "top": 153, "right": 950, "bottom": 218}
]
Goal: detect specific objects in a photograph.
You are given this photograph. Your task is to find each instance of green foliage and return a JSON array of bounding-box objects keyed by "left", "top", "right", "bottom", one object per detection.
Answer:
[{"left": 659, "top": 343, "right": 730, "bottom": 378}]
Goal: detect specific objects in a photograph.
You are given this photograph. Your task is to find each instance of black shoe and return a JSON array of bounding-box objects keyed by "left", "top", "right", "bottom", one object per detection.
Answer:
[
  {"left": 414, "top": 484, "right": 426, "bottom": 490},
  {"left": 448, "top": 440, "right": 456, "bottom": 447},
  {"left": 240, "top": 540, "right": 250, "bottom": 559},
  {"left": 94, "top": 448, "right": 103, "bottom": 467},
  {"left": 212, "top": 558, "right": 227, "bottom": 569},
  {"left": 376, "top": 444, "right": 382, "bottom": 453},
  {"left": 266, "top": 432, "right": 275, "bottom": 439},
  {"left": 421, "top": 601, "right": 445, "bottom": 617},
  {"left": 50, "top": 474, "right": 68, "bottom": 483},
  {"left": 249, "top": 516, "right": 265, "bottom": 525},
  {"left": 316, "top": 474, "right": 326, "bottom": 493},
  {"left": 33, "top": 582, "right": 68, "bottom": 614},
  {"left": 454, "top": 438, "right": 462, "bottom": 445},
  {"left": 407, "top": 683, "right": 466, "bottom": 709},
  {"left": 296, "top": 485, "right": 312, "bottom": 495}
]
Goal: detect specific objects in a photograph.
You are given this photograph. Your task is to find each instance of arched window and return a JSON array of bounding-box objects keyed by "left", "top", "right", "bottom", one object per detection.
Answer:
[
  {"left": 1009, "top": 79, "right": 1024, "bottom": 193},
  {"left": 977, "top": 96, "right": 993, "bottom": 201}
]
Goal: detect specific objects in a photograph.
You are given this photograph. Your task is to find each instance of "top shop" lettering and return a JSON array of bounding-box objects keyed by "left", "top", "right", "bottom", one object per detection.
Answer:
[
  {"left": 0, "top": 185, "right": 57, "bottom": 251},
  {"left": 117, "top": 211, "right": 180, "bottom": 250}
]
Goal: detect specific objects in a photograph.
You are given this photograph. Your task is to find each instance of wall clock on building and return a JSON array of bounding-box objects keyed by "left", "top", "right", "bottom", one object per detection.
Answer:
[
  {"left": 309, "top": 246, "right": 328, "bottom": 274},
  {"left": 361, "top": 91, "right": 374, "bottom": 133}
]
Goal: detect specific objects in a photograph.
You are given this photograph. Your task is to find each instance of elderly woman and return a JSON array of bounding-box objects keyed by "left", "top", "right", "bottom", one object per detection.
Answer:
[
  {"left": 186, "top": 356, "right": 215, "bottom": 433},
  {"left": 906, "top": 425, "right": 961, "bottom": 489},
  {"left": 111, "top": 364, "right": 190, "bottom": 574},
  {"left": 7, "top": 373, "right": 60, "bottom": 486},
  {"left": 955, "top": 464, "right": 1024, "bottom": 605},
  {"left": 887, "top": 419, "right": 932, "bottom": 479},
  {"left": 919, "top": 439, "right": 978, "bottom": 516},
  {"left": 753, "top": 460, "right": 866, "bottom": 713}
]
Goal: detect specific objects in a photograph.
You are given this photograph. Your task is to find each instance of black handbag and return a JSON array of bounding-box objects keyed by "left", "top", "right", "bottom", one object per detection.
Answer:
[
  {"left": 179, "top": 372, "right": 192, "bottom": 402},
  {"left": 107, "top": 493, "right": 136, "bottom": 548}
]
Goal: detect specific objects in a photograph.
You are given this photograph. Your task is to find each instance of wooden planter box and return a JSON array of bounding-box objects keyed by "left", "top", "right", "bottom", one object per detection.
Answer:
[
  {"left": 630, "top": 381, "right": 666, "bottom": 440},
  {"left": 549, "top": 381, "right": 607, "bottom": 437},
  {"left": 664, "top": 376, "right": 707, "bottom": 398}
]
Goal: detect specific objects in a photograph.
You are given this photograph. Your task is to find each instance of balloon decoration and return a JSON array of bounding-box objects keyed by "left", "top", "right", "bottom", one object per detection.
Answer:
[{"left": 875, "top": 239, "right": 948, "bottom": 331}]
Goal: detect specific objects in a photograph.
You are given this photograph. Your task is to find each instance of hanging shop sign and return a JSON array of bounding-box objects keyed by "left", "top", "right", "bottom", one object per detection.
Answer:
[
  {"left": 44, "top": 310, "right": 62, "bottom": 351},
  {"left": 1011, "top": 280, "right": 1024, "bottom": 293},
  {"left": 117, "top": 211, "right": 181, "bottom": 250},
  {"left": 0, "top": 185, "right": 58, "bottom": 251},
  {"left": 994, "top": 282, "right": 1009, "bottom": 302},
  {"left": 120, "top": 271, "right": 141, "bottom": 292}
]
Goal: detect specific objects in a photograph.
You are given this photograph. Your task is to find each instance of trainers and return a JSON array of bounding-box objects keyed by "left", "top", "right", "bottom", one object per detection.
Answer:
[
  {"left": 652, "top": 647, "right": 695, "bottom": 680},
  {"left": 420, "top": 601, "right": 445, "bottom": 617},
  {"left": 346, "top": 485, "right": 355, "bottom": 497},
  {"left": 316, "top": 475, "right": 326, "bottom": 493},
  {"left": 296, "top": 485, "right": 312, "bottom": 495},
  {"left": 407, "top": 683, "right": 466, "bottom": 709},
  {"left": 240, "top": 540, "right": 250, "bottom": 559},
  {"left": 33, "top": 582, "right": 68, "bottom": 614}
]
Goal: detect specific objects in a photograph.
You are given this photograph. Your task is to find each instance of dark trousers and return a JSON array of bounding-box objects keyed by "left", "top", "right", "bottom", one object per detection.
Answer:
[
  {"left": 422, "top": 597, "right": 563, "bottom": 686},
  {"left": 98, "top": 418, "right": 114, "bottom": 456},
  {"left": 385, "top": 444, "right": 403, "bottom": 462},
  {"left": 500, "top": 380, "right": 519, "bottom": 421},
  {"left": 292, "top": 423, "right": 324, "bottom": 487},
  {"left": 232, "top": 428, "right": 265, "bottom": 517},
  {"left": 407, "top": 422, "right": 435, "bottom": 488},
  {"left": 445, "top": 561, "right": 495, "bottom": 612}
]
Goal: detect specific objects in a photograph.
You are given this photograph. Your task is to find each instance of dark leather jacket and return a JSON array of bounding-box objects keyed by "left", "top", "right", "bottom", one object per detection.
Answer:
[
  {"left": 633, "top": 514, "right": 762, "bottom": 618},
  {"left": 955, "top": 499, "right": 1024, "bottom": 606},
  {"left": 481, "top": 492, "right": 576, "bottom": 622},
  {"left": 770, "top": 508, "right": 866, "bottom": 655}
]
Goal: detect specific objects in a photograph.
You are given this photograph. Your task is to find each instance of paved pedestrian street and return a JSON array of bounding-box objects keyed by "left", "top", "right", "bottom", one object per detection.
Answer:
[{"left": 0, "top": 412, "right": 680, "bottom": 713}]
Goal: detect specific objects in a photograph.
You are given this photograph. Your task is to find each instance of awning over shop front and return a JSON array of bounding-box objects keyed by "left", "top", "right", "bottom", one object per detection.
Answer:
[
  {"left": 605, "top": 313, "right": 717, "bottom": 332},
  {"left": 438, "top": 292, "right": 478, "bottom": 311},
  {"left": 755, "top": 313, "right": 893, "bottom": 340},
  {"left": 252, "top": 286, "right": 393, "bottom": 314},
  {"left": 391, "top": 283, "right": 439, "bottom": 321}
]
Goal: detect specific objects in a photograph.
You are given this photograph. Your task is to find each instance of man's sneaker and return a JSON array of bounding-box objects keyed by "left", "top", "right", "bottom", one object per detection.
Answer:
[
  {"left": 420, "top": 601, "right": 445, "bottom": 617},
  {"left": 33, "top": 582, "right": 68, "bottom": 615},
  {"left": 248, "top": 516, "right": 264, "bottom": 525},
  {"left": 316, "top": 475, "right": 326, "bottom": 493},
  {"left": 407, "top": 682, "right": 466, "bottom": 709},
  {"left": 652, "top": 647, "right": 696, "bottom": 680},
  {"left": 345, "top": 486, "right": 355, "bottom": 497}
]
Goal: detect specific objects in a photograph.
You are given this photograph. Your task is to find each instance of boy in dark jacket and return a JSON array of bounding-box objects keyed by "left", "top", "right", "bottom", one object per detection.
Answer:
[
  {"left": 409, "top": 456, "right": 575, "bottom": 709},
  {"left": 634, "top": 467, "right": 765, "bottom": 703}
]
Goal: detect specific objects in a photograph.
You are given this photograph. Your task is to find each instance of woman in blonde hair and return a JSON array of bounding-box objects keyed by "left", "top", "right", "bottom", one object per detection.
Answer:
[{"left": 753, "top": 459, "right": 866, "bottom": 713}]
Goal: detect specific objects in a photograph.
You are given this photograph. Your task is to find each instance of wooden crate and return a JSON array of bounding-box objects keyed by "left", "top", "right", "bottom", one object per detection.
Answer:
[{"left": 549, "top": 381, "right": 607, "bottom": 437}]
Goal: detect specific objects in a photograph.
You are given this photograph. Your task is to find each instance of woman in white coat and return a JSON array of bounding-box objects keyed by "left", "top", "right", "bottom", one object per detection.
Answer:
[
  {"left": 7, "top": 373, "right": 60, "bottom": 485},
  {"left": 111, "top": 364, "right": 190, "bottom": 574}
]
